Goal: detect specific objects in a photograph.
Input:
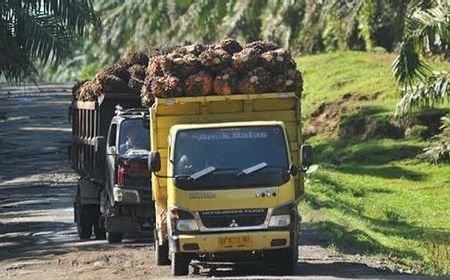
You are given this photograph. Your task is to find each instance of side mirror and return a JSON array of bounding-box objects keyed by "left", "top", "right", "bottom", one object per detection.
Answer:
[
  {"left": 288, "top": 165, "right": 298, "bottom": 176},
  {"left": 148, "top": 151, "right": 161, "bottom": 172},
  {"left": 142, "top": 114, "right": 150, "bottom": 129},
  {"left": 108, "top": 146, "right": 117, "bottom": 155},
  {"left": 95, "top": 136, "right": 105, "bottom": 152},
  {"left": 300, "top": 144, "right": 313, "bottom": 170}
]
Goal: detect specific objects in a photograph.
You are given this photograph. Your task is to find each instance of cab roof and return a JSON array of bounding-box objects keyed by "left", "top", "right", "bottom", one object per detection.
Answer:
[
  {"left": 113, "top": 108, "right": 148, "bottom": 120},
  {"left": 169, "top": 121, "right": 285, "bottom": 135}
]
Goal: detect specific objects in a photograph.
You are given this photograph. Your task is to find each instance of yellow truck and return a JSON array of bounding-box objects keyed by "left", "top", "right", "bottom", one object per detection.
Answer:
[{"left": 147, "top": 92, "right": 312, "bottom": 276}]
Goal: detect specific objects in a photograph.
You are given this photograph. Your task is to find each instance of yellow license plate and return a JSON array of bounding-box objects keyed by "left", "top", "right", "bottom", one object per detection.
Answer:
[{"left": 219, "top": 236, "right": 252, "bottom": 248}]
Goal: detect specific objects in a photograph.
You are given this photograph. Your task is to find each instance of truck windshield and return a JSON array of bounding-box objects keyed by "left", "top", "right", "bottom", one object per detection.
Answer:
[
  {"left": 173, "top": 125, "right": 289, "bottom": 190},
  {"left": 118, "top": 119, "right": 150, "bottom": 155}
]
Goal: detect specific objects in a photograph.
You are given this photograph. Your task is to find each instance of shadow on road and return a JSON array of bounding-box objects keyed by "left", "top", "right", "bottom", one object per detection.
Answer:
[
  {"left": 0, "top": 183, "right": 152, "bottom": 262},
  {"left": 193, "top": 261, "right": 418, "bottom": 279}
]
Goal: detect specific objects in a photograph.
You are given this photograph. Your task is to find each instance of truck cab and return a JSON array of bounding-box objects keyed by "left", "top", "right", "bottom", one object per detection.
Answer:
[
  {"left": 73, "top": 103, "right": 154, "bottom": 244},
  {"left": 147, "top": 93, "right": 312, "bottom": 275},
  {"left": 102, "top": 108, "right": 153, "bottom": 243}
]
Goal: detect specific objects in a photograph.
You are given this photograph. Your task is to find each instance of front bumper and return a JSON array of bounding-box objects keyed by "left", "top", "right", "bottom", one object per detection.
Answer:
[
  {"left": 113, "top": 186, "right": 151, "bottom": 204},
  {"left": 172, "top": 230, "right": 290, "bottom": 253},
  {"left": 105, "top": 215, "right": 153, "bottom": 233}
]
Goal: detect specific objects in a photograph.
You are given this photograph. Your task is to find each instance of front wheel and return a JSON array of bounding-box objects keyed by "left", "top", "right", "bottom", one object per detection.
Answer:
[
  {"left": 275, "top": 247, "right": 297, "bottom": 275},
  {"left": 94, "top": 215, "right": 106, "bottom": 240},
  {"left": 171, "top": 253, "right": 189, "bottom": 276},
  {"left": 155, "top": 236, "right": 170, "bottom": 266}
]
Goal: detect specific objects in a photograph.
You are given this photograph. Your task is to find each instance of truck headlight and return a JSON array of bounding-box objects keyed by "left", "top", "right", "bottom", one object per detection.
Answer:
[
  {"left": 269, "top": 215, "right": 290, "bottom": 227},
  {"left": 176, "top": 219, "right": 199, "bottom": 232}
]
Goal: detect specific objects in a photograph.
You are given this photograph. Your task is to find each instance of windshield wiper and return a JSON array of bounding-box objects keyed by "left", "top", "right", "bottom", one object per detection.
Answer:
[
  {"left": 237, "top": 162, "right": 268, "bottom": 177},
  {"left": 189, "top": 166, "right": 216, "bottom": 181}
]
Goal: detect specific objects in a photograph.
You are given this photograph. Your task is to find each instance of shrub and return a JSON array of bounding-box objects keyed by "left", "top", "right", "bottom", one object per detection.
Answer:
[
  {"left": 405, "top": 125, "right": 428, "bottom": 139},
  {"left": 419, "top": 115, "right": 450, "bottom": 163}
]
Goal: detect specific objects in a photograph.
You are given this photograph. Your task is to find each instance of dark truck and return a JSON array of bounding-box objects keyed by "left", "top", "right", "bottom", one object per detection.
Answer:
[{"left": 69, "top": 92, "right": 154, "bottom": 243}]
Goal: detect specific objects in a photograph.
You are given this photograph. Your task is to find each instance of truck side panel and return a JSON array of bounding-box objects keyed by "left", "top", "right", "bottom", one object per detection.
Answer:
[{"left": 70, "top": 93, "right": 141, "bottom": 185}]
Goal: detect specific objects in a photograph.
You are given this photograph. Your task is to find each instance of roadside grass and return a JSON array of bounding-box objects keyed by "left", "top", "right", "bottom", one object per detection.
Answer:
[{"left": 297, "top": 51, "right": 450, "bottom": 275}]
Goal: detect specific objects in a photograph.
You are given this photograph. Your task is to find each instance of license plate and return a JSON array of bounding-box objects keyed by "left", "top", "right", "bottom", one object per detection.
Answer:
[{"left": 219, "top": 236, "right": 251, "bottom": 248}]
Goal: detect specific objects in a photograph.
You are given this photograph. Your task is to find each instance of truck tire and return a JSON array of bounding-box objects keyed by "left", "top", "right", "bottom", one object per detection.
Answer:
[
  {"left": 275, "top": 247, "right": 297, "bottom": 275},
  {"left": 75, "top": 190, "right": 92, "bottom": 240},
  {"left": 171, "top": 253, "right": 189, "bottom": 276},
  {"left": 94, "top": 215, "right": 106, "bottom": 240},
  {"left": 107, "top": 232, "right": 123, "bottom": 244},
  {"left": 276, "top": 213, "right": 299, "bottom": 275},
  {"left": 154, "top": 237, "right": 170, "bottom": 266}
]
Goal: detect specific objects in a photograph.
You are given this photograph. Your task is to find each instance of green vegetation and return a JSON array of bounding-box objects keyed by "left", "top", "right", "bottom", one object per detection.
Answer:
[
  {"left": 391, "top": 2, "right": 450, "bottom": 162},
  {"left": 0, "top": 0, "right": 100, "bottom": 81},
  {"left": 78, "top": 63, "right": 106, "bottom": 81},
  {"left": 298, "top": 51, "right": 450, "bottom": 275},
  {"left": 44, "top": 0, "right": 424, "bottom": 82}
]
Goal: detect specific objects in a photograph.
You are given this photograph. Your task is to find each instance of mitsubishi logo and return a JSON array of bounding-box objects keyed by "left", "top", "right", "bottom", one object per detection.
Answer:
[{"left": 229, "top": 219, "right": 239, "bottom": 227}]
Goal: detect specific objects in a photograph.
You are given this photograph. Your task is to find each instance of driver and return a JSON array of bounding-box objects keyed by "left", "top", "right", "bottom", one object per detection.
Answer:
[{"left": 120, "top": 128, "right": 140, "bottom": 154}]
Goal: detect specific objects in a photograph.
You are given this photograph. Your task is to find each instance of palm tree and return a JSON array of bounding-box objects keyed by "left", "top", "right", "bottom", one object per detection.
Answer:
[
  {"left": 392, "top": 1, "right": 450, "bottom": 115},
  {"left": 0, "top": 0, "right": 100, "bottom": 81},
  {"left": 392, "top": 0, "right": 450, "bottom": 161}
]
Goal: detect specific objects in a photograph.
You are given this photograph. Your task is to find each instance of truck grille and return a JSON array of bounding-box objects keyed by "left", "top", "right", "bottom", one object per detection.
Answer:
[
  {"left": 123, "top": 174, "right": 149, "bottom": 187},
  {"left": 199, "top": 208, "right": 267, "bottom": 228}
]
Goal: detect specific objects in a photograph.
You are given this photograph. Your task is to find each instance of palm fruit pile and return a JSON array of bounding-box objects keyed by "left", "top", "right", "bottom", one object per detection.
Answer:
[
  {"left": 73, "top": 39, "right": 303, "bottom": 107},
  {"left": 73, "top": 48, "right": 156, "bottom": 101}
]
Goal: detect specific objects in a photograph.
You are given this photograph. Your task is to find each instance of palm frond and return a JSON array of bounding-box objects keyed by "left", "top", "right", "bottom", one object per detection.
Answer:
[
  {"left": 397, "top": 71, "right": 450, "bottom": 116},
  {"left": 392, "top": 38, "right": 433, "bottom": 88},
  {"left": 0, "top": 0, "right": 99, "bottom": 81},
  {"left": 392, "top": 3, "right": 450, "bottom": 88}
]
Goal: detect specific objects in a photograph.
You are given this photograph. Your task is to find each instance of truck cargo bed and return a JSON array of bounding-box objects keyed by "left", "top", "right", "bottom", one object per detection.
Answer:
[{"left": 70, "top": 92, "right": 141, "bottom": 184}]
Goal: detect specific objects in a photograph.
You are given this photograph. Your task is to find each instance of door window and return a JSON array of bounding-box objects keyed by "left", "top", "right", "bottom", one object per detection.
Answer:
[{"left": 108, "top": 124, "right": 117, "bottom": 147}]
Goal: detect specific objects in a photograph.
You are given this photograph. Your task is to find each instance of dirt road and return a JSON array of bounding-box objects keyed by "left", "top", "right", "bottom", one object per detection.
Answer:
[{"left": 0, "top": 85, "right": 436, "bottom": 279}]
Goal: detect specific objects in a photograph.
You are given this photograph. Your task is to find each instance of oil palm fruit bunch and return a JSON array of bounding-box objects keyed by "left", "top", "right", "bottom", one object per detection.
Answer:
[
  {"left": 147, "top": 56, "right": 165, "bottom": 77},
  {"left": 159, "top": 44, "right": 183, "bottom": 55},
  {"left": 213, "top": 67, "right": 237, "bottom": 95},
  {"left": 119, "top": 49, "right": 149, "bottom": 67},
  {"left": 237, "top": 67, "right": 271, "bottom": 93},
  {"left": 73, "top": 80, "right": 98, "bottom": 101},
  {"left": 72, "top": 80, "right": 88, "bottom": 99},
  {"left": 232, "top": 48, "right": 262, "bottom": 73},
  {"left": 140, "top": 76, "right": 154, "bottom": 107},
  {"left": 185, "top": 43, "right": 207, "bottom": 56},
  {"left": 100, "top": 64, "right": 130, "bottom": 82},
  {"left": 261, "top": 48, "right": 296, "bottom": 75},
  {"left": 275, "top": 69, "right": 303, "bottom": 93},
  {"left": 128, "top": 77, "right": 144, "bottom": 95},
  {"left": 215, "top": 39, "right": 242, "bottom": 55},
  {"left": 184, "top": 71, "right": 214, "bottom": 96},
  {"left": 244, "top": 40, "right": 279, "bottom": 54},
  {"left": 199, "top": 47, "right": 232, "bottom": 74},
  {"left": 128, "top": 64, "right": 146, "bottom": 81},
  {"left": 127, "top": 65, "right": 146, "bottom": 95},
  {"left": 150, "top": 75, "right": 182, "bottom": 98},
  {"left": 94, "top": 74, "right": 129, "bottom": 93},
  {"left": 169, "top": 53, "right": 201, "bottom": 80}
]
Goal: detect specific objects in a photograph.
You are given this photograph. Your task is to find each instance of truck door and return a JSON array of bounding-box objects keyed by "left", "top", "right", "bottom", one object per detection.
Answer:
[{"left": 106, "top": 122, "right": 118, "bottom": 203}]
